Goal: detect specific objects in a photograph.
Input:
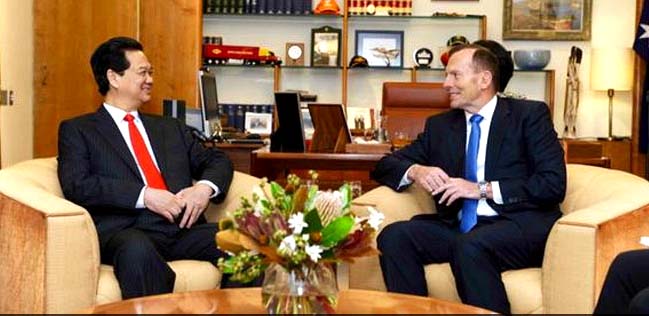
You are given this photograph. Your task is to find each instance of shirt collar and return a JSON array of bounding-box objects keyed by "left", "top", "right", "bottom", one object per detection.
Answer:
[
  {"left": 103, "top": 102, "right": 140, "bottom": 123},
  {"left": 464, "top": 95, "right": 498, "bottom": 123}
]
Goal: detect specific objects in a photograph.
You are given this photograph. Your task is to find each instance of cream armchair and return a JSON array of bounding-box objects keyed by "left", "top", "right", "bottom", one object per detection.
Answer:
[
  {"left": 0, "top": 157, "right": 260, "bottom": 314},
  {"left": 348, "top": 164, "right": 649, "bottom": 314}
]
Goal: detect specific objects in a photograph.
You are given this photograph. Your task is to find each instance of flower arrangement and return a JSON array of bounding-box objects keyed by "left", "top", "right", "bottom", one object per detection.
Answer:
[{"left": 215, "top": 172, "right": 384, "bottom": 313}]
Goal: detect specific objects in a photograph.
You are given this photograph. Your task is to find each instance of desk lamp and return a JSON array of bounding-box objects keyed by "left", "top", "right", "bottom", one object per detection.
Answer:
[{"left": 590, "top": 48, "right": 633, "bottom": 140}]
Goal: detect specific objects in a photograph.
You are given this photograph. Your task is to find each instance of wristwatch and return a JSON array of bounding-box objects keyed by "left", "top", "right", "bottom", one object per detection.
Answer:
[{"left": 478, "top": 181, "right": 488, "bottom": 199}]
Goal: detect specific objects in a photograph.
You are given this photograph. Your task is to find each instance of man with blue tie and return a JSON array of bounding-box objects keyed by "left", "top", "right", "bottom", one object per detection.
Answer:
[
  {"left": 372, "top": 44, "right": 566, "bottom": 314},
  {"left": 57, "top": 37, "right": 235, "bottom": 299}
]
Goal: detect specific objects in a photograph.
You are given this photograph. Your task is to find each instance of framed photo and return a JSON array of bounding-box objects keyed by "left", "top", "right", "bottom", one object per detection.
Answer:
[
  {"left": 355, "top": 30, "right": 404, "bottom": 67},
  {"left": 503, "top": 0, "right": 592, "bottom": 40},
  {"left": 311, "top": 26, "right": 341, "bottom": 67},
  {"left": 244, "top": 112, "right": 272, "bottom": 135}
]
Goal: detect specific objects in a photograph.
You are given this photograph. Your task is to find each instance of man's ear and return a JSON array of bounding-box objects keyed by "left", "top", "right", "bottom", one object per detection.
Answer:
[
  {"left": 106, "top": 69, "right": 120, "bottom": 90},
  {"left": 479, "top": 71, "right": 493, "bottom": 90}
]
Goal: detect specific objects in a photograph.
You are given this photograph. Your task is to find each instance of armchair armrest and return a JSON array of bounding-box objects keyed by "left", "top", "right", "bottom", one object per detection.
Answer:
[
  {"left": 352, "top": 184, "right": 436, "bottom": 227},
  {"left": 345, "top": 184, "right": 436, "bottom": 291},
  {"left": 0, "top": 159, "right": 100, "bottom": 314},
  {"left": 204, "top": 171, "right": 260, "bottom": 223},
  {"left": 542, "top": 166, "right": 649, "bottom": 314}
]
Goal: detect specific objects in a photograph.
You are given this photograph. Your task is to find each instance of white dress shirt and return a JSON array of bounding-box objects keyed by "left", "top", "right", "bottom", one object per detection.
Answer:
[
  {"left": 400, "top": 95, "right": 503, "bottom": 217},
  {"left": 103, "top": 103, "right": 219, "bottom": 208}
]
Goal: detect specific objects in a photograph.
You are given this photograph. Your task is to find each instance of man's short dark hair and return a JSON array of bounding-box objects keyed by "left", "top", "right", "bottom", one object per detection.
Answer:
[
  {"left": 448, "top": 44, "right": 501, "bottom": 93},
  {"left": 473, "top": 40, "right": 514, "bottom": 92},
  {"left": 90, "top": 37, "right": 144, "bottom": 96}
]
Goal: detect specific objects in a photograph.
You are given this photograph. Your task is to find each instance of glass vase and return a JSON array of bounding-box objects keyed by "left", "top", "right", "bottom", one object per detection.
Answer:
[{"left": 262, "top": 262, "right": 338, "bottom": 314}]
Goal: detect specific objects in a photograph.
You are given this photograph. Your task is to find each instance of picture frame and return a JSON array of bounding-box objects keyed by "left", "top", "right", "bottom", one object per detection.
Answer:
[
  {"left": 503, "top": 0, "right": 592, "bottom": 40},
  {"left": 355, "top": 30, "right": 404, "bottom": 67},
  {"left": 311, "top": 26, "right": 341, "bottom": 67},
  {"left": 244, "top": 112, "right": 272, "bottom": 135}
]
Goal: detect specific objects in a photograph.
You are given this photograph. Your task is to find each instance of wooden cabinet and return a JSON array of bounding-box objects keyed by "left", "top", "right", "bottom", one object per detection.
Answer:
[
  {"left": 33, "top": 0, "right": 201, "bottom": 157},
  {"left": 563, "top": 139, "right": 632, "bottom": 172}
]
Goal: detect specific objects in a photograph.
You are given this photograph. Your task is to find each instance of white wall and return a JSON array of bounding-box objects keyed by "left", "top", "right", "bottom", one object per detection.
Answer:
[
  {"left": 0, "top": 0, "right": 34, "bottom": 167},
  {"left": 0, "top": 0, "right": 637, "bottom": 168},
  {"left": 412, "top": 0, "right": 636, "bottom": 138}
]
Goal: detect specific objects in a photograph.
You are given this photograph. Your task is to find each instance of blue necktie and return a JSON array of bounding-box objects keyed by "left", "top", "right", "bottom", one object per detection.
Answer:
[{"left": 460, "top": 114, "right": 483, "bottom": 233}]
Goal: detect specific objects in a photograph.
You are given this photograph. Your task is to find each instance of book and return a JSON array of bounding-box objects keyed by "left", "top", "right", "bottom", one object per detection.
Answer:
[
  {"left": 292, "top": 0, "right": 303, "bottom": 14},
  {"left": 258, "top": 0, "right": 268, "bottom": 13},
  {"left": 303, "top": 0, "right": 312, "bottom": 14}
]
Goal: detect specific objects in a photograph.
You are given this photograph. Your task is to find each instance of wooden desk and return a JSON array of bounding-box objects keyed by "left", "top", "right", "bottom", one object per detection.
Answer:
[
  {"left": 81, "top": 288, "right": 494, "bottom": 314},
  {"left": 251, "top": 148, "right": 385, "bottom": 192},
  {"left": 212, "top": 143, "right": 265, "bottom": 173}
]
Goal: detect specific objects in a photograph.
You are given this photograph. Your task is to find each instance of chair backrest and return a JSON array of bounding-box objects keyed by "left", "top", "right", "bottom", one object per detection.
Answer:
[
  {"left": 381, "top": 82, "right": 450, "bottom": 141},
  {"left": 561, "top": 164, "right": 649, "bottom": 215}
]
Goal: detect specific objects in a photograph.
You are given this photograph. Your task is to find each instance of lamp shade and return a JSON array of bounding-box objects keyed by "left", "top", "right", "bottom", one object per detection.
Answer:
[{"left": 590, "top": 48, "right": 633, "bottom": 91}]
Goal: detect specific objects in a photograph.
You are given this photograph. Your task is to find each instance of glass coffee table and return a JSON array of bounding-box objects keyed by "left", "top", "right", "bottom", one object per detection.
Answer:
[{"left": 81, "top": 288, "right": 495, "bottom": 314}]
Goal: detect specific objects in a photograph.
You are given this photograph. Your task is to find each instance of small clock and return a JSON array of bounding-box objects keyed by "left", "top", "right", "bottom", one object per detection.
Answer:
[
  {"left": 285, "top": 42, "right": 305, "bottom": 66},
  {"left": 413, "top": 48, "right": 433, "bottom": 68}
]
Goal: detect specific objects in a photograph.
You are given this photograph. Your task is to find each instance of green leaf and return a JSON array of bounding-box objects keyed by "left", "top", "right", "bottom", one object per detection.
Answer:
[
  {"left": 217, "top": 257, "right": 237, "bottom": 274},
  {"left": 320, "top": 248, "right": 335, "bottom": 260},
  {"left": 270, "top": 182, "right": 284, "bottom": 200},
  {"left": 339, "top": 183, "right": 352, "bottom": 212},
  {"left": 304, "top": 185, "right": 319, "bottom": 212},
  {"left": 320, "top": 216, "right": 354, "bottom": 248},
  {"left": 303, "top": 208, "right": 323, "bottom": 233}
]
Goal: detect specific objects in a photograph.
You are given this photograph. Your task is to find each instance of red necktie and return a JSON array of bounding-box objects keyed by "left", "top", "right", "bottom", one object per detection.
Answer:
[{"left": 124, "top": 114, "right": 168, "bottom": 190}]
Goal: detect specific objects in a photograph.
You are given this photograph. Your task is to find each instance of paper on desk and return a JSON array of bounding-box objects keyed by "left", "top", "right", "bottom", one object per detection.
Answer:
[
  {"left": 640, "top": 236, "right": 649, "bottom": 247},
  {"left": 353, "top": 137, "right": 379, "bottom": 144}
]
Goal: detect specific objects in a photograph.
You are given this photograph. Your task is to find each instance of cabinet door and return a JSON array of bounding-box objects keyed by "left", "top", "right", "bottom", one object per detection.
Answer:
[
  {"left": 140, "top": 0, "right": 201, "bottom": 114},
  {"left": 34, "top": 0, "right": 138, "bottom": 157}
]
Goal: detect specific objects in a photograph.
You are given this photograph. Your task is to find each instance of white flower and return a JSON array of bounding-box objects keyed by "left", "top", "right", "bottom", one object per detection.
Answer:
[
  {"left": 305, "top": 244, "right": 323, "bottom": 262},
  {"left": 288, "top": 213, "right": 309, "bottom": 234},
  {"left": 278, "top": 235, "right": 297, "bottom": 255},
  {"left": 367, "top": 206, "right": 385, "bottom": 230}
]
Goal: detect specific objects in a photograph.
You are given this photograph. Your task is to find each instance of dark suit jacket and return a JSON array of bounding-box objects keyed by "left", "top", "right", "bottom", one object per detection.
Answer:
[
  {"left": 372, "top": 97, "right": 566, "bottom": 242},
  {"left": 57, "top": 106, "right": 234, "bottom": 246}
]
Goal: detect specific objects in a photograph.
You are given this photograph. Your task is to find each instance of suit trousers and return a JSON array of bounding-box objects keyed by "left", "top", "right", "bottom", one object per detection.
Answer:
[
  {"left": 377, "top": 214, "right": 548, "bottom": 315},
  {"left": 100, "top": 222, "right": 226, "bottom": 299},
  {"left": 594, "top": 249, "right": 649, "bottom": 314}
]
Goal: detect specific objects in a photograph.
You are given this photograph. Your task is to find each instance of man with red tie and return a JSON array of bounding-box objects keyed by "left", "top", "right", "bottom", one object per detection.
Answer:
[{"left": 57, "top": 37, "right": 234, "bottom": 299}]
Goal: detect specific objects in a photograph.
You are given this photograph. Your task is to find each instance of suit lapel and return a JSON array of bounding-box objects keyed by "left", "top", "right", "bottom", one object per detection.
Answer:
[
  {"left": 94, "top": 107, "right": 141, "bottom": 179},
  {"left": 448, "top": 110, "right": 467, "bottom": 177},
  {"left": 140, "top": 114, "right": 168, "bottom": 178},
  {"left": 485, "top": 97, "right": 510, "bottom": 178}
]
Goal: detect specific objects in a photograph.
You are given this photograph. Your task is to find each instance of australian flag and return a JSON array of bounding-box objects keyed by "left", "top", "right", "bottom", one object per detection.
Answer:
[{"left": 635, "top": 0, "right": 649, "bottom": 153}]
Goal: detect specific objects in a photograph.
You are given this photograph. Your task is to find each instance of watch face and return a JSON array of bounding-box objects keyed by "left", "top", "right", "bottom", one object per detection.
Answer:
[{"left": 288, "top": 45, "right": 303, "bottom": 60}]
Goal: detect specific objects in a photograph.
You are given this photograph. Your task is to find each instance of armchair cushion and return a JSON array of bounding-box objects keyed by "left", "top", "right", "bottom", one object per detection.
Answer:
[{"left": 350, "top": 164, "right": 649, "bottom": 314}]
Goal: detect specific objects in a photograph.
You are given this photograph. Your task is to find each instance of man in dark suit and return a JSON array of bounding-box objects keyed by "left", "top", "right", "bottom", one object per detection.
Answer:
[
  {"left": 372, "top": 44, "right": 566, "bottom": 314},
  {"left": 57, "top": 37, "right": 234, "bottom": 299},
  {"left": 594, "top": 249, "right": 649, "bottom": 314}
]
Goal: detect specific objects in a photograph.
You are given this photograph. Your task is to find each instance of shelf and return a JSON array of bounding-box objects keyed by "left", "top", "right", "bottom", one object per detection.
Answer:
[
  {"left": 203, "top": 13, "right": 342, "bottom": 23},
  {"left": 347, "top": 14, "right": 485, "bottom": 21}
]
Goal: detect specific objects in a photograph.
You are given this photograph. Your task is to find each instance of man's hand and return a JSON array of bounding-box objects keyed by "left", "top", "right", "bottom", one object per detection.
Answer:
[
  {"left": 143, "top": 188, "right": 186, "bottom": 223},
  {"left": 408, "top": 164, "right": 451, "bottom": 193},
  {"left": 176, "top": 183, "right": 213, "bottom": 229},
  {"left": 432, "top": 178, "right": 480, "bottom": 206}
]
